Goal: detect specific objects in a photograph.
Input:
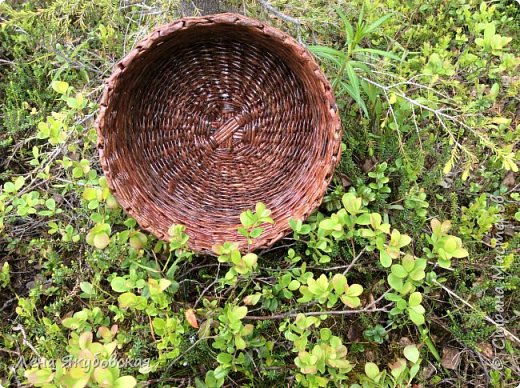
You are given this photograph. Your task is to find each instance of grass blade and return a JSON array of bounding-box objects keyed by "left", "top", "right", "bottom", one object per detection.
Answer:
[
  {"left": 354, "top": 48, "right": 402, "bottom": 61},
  {"left": 364, "top": 13, "right": 394, "bottom": 34}
]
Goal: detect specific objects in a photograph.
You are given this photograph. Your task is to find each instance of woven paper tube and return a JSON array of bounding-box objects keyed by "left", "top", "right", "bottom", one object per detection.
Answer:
[{"left": 96, "top": 13, "right": 341, "bottom": 253}]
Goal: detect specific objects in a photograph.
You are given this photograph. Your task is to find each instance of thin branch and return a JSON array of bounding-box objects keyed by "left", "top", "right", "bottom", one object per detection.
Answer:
[
  {"left": 243, "top": 304, "right": 391, "bottom": 320},
  {"left": 342, "top": 247, "right": 366, "bottom": 275},
  {"left": 244, "top": 290, "right": 391, "bottom": 321},
  {"left": 259, "top": 0, "right": 301, "bottom": 25},
  {"left": 307, "top": 247, "right": 366, "bottom": 274},
  {"left": 166, "top": 335, "right": 218, "bottom": 371},
  {"left": 12, "top": 324, "right": 41, "bottom": 358},
  {"left": 433, "top": 280, "right": 520, "bottom": 345},
  {"left": 193, "top": 263, "right": 222, "bottom": 308}
]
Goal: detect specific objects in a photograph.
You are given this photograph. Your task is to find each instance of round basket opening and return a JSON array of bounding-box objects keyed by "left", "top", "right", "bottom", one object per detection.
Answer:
[{"left": 97, "top": 14, "right": 341, "bottom": 253}]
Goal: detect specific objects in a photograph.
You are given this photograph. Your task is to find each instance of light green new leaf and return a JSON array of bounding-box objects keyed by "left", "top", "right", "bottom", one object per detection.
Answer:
[
  {"left": 403, "top": 344, "right": 420, "bottom": 363},
  {"left": 345, "top": 283, "right": 363, "bottom": 297},
  {"left": 51, "top": 80, "right": 69, "bottom": 94},
  {"left": 409, "top": 292, "right": 422, "bottom": 307}
]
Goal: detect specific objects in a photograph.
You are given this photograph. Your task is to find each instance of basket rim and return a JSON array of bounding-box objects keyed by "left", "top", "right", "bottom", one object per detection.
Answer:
[{"left": 95, "top": 12, "right": 342, "bottom": 254}]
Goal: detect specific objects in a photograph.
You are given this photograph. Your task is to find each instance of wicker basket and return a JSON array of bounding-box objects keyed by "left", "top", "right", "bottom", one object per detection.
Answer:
[{"left": 96, "top": 13, "right": 341, "bottom": 253}]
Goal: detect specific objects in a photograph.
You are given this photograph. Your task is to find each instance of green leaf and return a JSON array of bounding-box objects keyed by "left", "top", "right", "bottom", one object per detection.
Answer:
[
  {"left": 249, "top": 227, "right": 263, "bottom": 238},
  {"left": 443, "top": 236, "right": 458, "bottom": 252},
  {"left": 235, "top": 335, "right": 246, "bottom": 349},
  {"left": 385, "top": 292, "right": 402, "bottom": 302},
  {"left": 316, "top": 274, "right": 329, "bottom": 291},
  {"left": 217, "top": 352, "right": 233, "bottom": 365},
  {"left": 346, "top": 283, "right": 363, "bottom": 297},
  {"left": 370, "top": 213, "right": 382, "bottom": 229},
  {"left": 114, "top": 376, "right": 137, "bottom": 388},
  {"left": 410, "top": 304, "right": 425, "bottom": 315},
  {"left": 307, "top": 276, "right": 327, "bottom": 297},
  {"left": 288, "top": 279, "right": 301, "bottom": 291},
  {"left": 355, "top": 213, "right": 371, "bottom": 225},
  {"left": 94, "top": 367, "right": 114, "bottom": 386},
  {"left": 73, "top": 166, "right": 84, "bottom": 178},
  {"left": 308, "top": 45, "right": 348, "bottom": 67},
  {"left": 78, "top": 331, "right": 93, "bottom": 349},
  {"left": 45, "top": 198, "right": 56, "bottom": 210},
  {"left": 365, "top": 362, "right": 380, "bottom": 380},
  {"left": 451, "top": 247, "right": 468, "bottom": 258},
  {"left": 51, "top": 80, "right": 69, "bottom": 94},
  {"left": 387, "top": 273, "right": 403, "bottom": 292},
  {"left": 340, "top": 294, "right": 360, "bottom": 308},
  {"left": 111, "top": 277, "right": 128, "bottom": 293},
  {"left": 408, "top": 309, "right": 425, "bottom": 325},
  {"left": 409, "top": 292, "right": 422, "bottom": 307},
  {"left": 213, "top": 366, "right": 230, "bottom": 380},
  {"left": 336, "top": 7, "right": 354, "bottom": 43},
  {"left": 80, "top": 281, "right": 94, "bottom": 296},
  {"left": 319, "top": 218, "right": 340, "bottom": 231},
  {"left": 364, "top": 12, "right": 393, "bottom": 34},
  {"left": 409, "top": 268, "right": 426, "bottom": 281},
  {"left": 391, "top": 264, "right": 408, "bottom": 279},
  {"left": 129, "top": 233, "right": 147, "bottom": 250},
  {"left": 331, "top": 274, "right": 347, "bottom": 294},
  {"left": 379, "top": 250, "right": 392, "bottom": 268},
  {"left": 93, "top": 232, "right": 110, "bottom": 249},
  {"left": 232, "top": 306, "right": 248, "bottom": 320},
  {"left": 345, "top": 62, "right": 360, "bottom": 99},
  {"left": 15, "top": 176, "right": 25, "bottom": 191},
  {"left": 118, "top": 292, "right": 136, "bottom": 308},
  {"left": 342, "top": 82, "right": 369, "bottom": 118},
  {"left": 403, "top": 344, "right": 420, "bottom": 363},
  {"left": 255, "top": 201, "right": 265, "bottom": 214},
  {"left": 402, "top": 255, "right": 415, "bottom": 272},
  {"left": 438, "top": 257, "right": 451, "bottom": 269},
  {"left": 25, "top": 369, "right": 54, "bottom": 385},
  {"left": 3, "top": 182, "right": 15, "bottom": 192},
  {"left": 242, "top": 253, "right": 257, "bottom": 268},
  {"left": 297, "top": 286, "right": 314, "bottom": 303},
  {"left": 342, "top": 193, "right": 362, "bottom": 215},
  {"left": 240, "top": 210, "right": 254, "bottom": 228},
  {"left": 158, "top": 278, "right": 171, "bottom": 292},
  {"left": 399, "top": 234, "right": 412, "bottom": 248}
]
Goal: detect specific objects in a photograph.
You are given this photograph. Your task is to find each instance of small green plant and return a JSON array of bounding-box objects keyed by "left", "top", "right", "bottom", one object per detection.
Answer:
[
  {"left": 24, "top": 330, "right": 137, "bottom": 388},
  {"left": 459, "top": 193, "right": 499, "bottom": 240},
  {"left": 237, "top": 202, "right": 274, "bottom": 244},
  {"left": 152, "top": 315, "right": 185, "bottom": 363},
  {"left": 86, "top": 221, "right": 112, "bottom": 250},
  {"left": 425, "top": 219, "right": 469, "bottom": 268},
  {"left": 294, "top": 328, "right": 352, "bottom": 386},
  {"left": 387, "top": 291, "right": 426, "bottom": 326},
  {"left": 0, "top": 262, "right": 10, "bottom": 288},
  {"left": 475, "top": 22, "right": 512, "bottom": 55},
  {"left": 367, "top": 162, "right": 391, "bottom": 199},
  {"left": 61, "top": 308, "right": 107, "bottom": 332},
  {"left": 309, "top": 7, "right": 399, "bottom": 118},
  {"left": 212, "top": 203, "right": 273, "bottom": 284},
  {"left": 205, "top": 304, "right": 256, "bottom": 386},
  {"left": 355, "top": 344, "right": 422, "bottom": 387},
  {"left": 404, "top": 187, "right": 429, "bottom": 218},
  {"left": 282, "top": 315, "right": 353, "bottom": 387},
  {"left": 363, "top": 324, "right": 388, "bottom": 344},
  {"left": 213, "top": 242, "right": 258, "bottom": 285},
  {"left": 297, "top": 273, "right": 364, "bottom": 308},
  {"left": 387, "top": 255, "right": 427, "bottom": 295}
]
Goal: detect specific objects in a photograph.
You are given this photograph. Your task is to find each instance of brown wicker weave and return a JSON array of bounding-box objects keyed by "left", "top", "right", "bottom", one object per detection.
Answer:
[{"left": 96, "top": 13, "right": 341, "bottom": 253}]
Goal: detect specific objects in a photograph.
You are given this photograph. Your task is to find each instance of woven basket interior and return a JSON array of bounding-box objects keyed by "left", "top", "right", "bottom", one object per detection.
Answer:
[{"left": 98, "top": 16, "right": 340, "bottom": 252}]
